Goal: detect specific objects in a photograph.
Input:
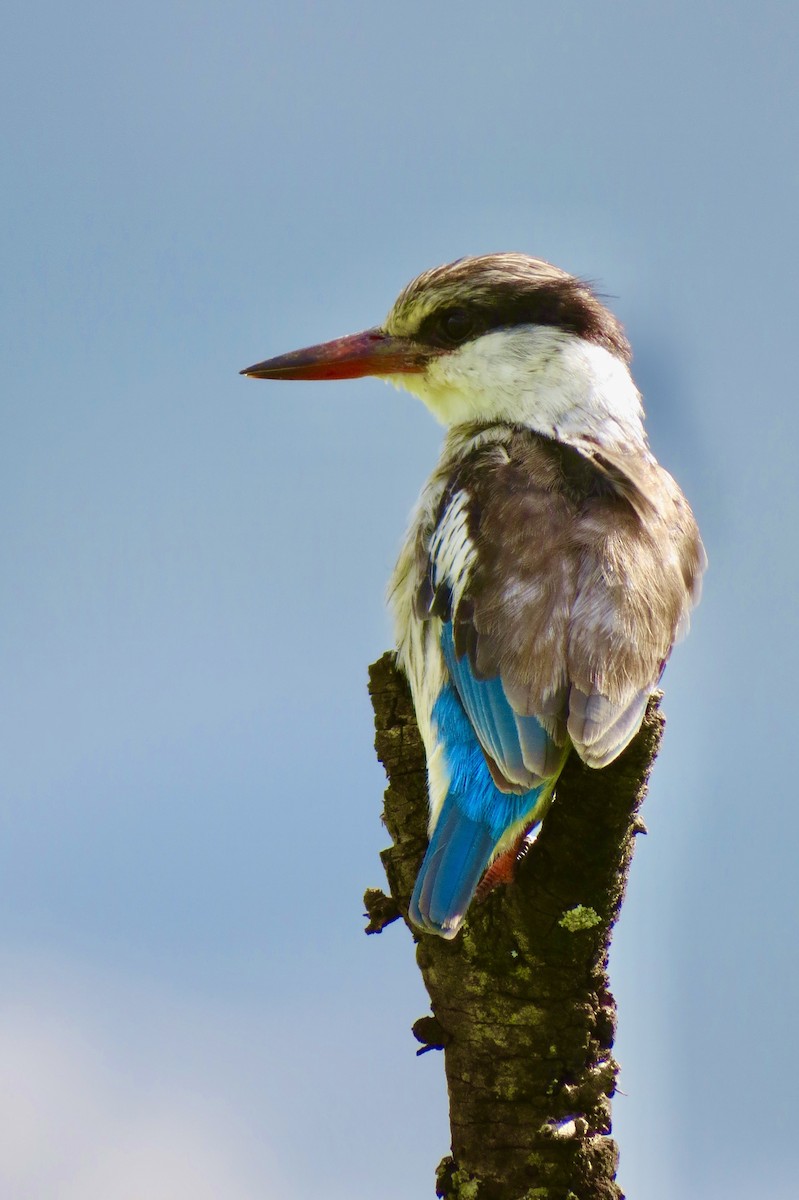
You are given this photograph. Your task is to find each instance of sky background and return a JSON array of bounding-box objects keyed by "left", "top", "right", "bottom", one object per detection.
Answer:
[{"left": 2, "top": 2, "right": 798, "bottom": 1196}]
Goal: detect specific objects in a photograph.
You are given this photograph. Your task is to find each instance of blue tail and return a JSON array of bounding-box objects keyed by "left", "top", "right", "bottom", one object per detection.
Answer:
[
  {"left": 409, "top": 684, "right": 546, "bottom": 939},
  {"left": 409, "top": 791, "right": 496, "bottom": 938}
]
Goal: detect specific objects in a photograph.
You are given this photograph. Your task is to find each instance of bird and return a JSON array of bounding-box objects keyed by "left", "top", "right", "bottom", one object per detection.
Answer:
[{"left": 241, "top": 253, "right": 705, "bottom": 940}]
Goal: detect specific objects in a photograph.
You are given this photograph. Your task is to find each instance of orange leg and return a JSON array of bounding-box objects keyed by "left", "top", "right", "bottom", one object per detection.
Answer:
[{"left": 475, "top": 824, "right": 535, "bottom": 902}]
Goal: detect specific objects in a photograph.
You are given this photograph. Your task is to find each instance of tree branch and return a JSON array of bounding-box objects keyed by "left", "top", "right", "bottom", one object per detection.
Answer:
[{"left": 365, "top": 651, "right": 664, "bottom": 1200}]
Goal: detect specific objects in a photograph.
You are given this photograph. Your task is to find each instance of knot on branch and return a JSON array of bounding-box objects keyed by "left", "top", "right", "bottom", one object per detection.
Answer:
[
  {"left": 363, "top": 887, "right": 401, "bottom": 934},
  {"left": 412, "top": 1014, "right": 450, "bottom": 1054}
]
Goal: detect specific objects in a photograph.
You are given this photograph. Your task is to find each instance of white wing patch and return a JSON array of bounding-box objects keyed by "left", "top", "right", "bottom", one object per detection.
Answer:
[{"left": 428, "top": 489, "right": 476, "bottom": 611}]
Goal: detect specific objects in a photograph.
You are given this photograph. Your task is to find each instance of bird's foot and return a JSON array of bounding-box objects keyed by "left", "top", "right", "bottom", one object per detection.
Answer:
[{"left": 475, "top": 828, "right": 533, "bottom": 902}]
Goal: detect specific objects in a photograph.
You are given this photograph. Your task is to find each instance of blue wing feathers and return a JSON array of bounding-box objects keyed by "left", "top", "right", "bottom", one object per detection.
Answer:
[
  {"left": 410, "top": 681, "right": 547, "bottom": 938},
  {"left": 410, "top": 625, "right": 577, "bottom": 937},
  {"left": 440, "top": 622, "right": 560, "bottom": 788},
  {"left": 454, "top": 661, "right": 518, "bottom": 780},
  {"left": 483, "top": 681, "right": 533, "bottom": 783},
  {"left": 515, "top": 711, "right": 565, "bottom": 778},
  {"left": 449, "top": 650, "right": 504, "bottom": 767}
]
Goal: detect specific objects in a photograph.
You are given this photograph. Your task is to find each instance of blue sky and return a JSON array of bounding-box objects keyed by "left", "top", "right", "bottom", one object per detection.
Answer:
[{"left": 3, "top": 2, "right": 798, "bottom": 1196}]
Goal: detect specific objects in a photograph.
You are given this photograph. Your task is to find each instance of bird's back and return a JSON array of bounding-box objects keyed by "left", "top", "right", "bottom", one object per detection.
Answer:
[{"left": 391, "top": 422, "right": 704, "bottom": 935}]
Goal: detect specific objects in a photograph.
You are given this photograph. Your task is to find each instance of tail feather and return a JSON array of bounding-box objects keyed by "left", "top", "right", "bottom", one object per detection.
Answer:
[
  {"left": 409, "top": 792, "right": 496, "bottom": 939},
  {"left": 408, "top": 682, "right": 551, "bottom": 938}
]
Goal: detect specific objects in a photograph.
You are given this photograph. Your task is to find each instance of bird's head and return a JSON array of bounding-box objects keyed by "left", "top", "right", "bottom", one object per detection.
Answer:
[{"left": 242, "top": 253, "right": 643, "bottom": 443}]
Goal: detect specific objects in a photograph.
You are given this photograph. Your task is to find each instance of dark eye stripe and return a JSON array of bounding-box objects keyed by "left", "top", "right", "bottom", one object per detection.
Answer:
[
  {"left": 427, "top": 308, "right": 478, "bottom": 347},
  {"left": 413, "top": 281, "right": 630, "bottom": 361}
]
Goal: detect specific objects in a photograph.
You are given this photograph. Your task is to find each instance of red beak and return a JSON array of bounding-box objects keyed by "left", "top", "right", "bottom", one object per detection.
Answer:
[{"left": 240, "top": 327, "right": 426, "bottom": 381}]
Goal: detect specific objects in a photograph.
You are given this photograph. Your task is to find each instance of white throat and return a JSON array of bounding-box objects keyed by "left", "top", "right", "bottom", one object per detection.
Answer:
[{"left": 389, "top": 327, "right": 646, "bottom": 448}]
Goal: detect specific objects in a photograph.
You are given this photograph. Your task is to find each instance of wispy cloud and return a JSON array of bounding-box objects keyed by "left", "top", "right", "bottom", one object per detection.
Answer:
[{"left": 0, "top": 961, "right": 283, "bottom": 1200}]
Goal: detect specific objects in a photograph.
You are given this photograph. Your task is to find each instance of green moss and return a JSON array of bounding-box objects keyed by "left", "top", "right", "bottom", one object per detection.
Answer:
[
  {"left": 559, "top": 905, "right": 601, "bottom": 932},
  {"left": 450, "top": 1168, "right": 480, "bottom": 1199}
]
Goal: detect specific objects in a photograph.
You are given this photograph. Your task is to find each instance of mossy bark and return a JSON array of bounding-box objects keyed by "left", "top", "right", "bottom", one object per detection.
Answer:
[{"left": 365, "top": 652, "right": 664, "bottom": 1200}]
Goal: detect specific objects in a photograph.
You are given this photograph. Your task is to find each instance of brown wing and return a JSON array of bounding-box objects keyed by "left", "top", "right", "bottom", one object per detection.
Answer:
[{"left": 419, "top": 429, "right": 704, "bottom": 769}]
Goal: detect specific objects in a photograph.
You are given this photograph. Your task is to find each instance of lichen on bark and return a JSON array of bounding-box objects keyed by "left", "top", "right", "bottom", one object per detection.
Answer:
[{"left": 365, "top": 652, "right": 665, "bottom": 1200}]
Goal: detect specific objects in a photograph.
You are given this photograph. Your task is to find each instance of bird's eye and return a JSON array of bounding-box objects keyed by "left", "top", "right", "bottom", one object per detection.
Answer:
[{"left": 438, "top": 308, "right": 476, "bottom": 346}]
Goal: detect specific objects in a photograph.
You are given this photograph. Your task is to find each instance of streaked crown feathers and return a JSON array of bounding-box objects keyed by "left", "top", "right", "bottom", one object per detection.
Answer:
[{"left": 385, "top": 253, "right": 631, "bottom": 364}]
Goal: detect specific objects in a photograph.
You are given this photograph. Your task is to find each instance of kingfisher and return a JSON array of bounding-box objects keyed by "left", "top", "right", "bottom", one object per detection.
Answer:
[{"left": 241, "top": 254, "right": 705, "bottom": 939}]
